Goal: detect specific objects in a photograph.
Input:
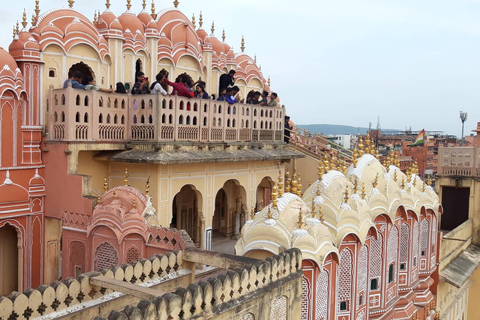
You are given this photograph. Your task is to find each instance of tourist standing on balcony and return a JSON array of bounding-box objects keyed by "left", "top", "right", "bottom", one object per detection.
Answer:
[
  {"left": 132, "top": 71, "right": 151, "bottom": 94},
  {"left": 195, "top": 84, "right": 210, "bottom": 99},
  {"left": 151, "top": 74, "right": 168, "bottom": 96},
  {"left": 251, "top": 91, "right": 261, "bottom": 104},
  {"left": 115, "top": 82, "right": 127, "bottom": 94},
  {"left": 82, "top": 76, "right": 114, "bottom": 93},
  {"left": 219, "top": 70, "right": 235, "bottom": 95},
  {"left": 163, "top": 77, "right": 194, "bottom": 98},
  {"left": 217, "top": 89, "right": 226, "bottom": 101},
  {"left": 225, "top": 87, "right": 237, "bottom": 104},
  {"left": 63, "top": 71, "right": 86, "bottom": 89},
  {"left": 232, "top": 86, "right": 244, "bottom": 103},
  {"left": 284, "top": 116, "right": 293, "bottom": 143},
  {"left": 268, "top": 93, "right": 278, "bottom": 107},
  {"left": 259, "top": 90, "right": 269, "bottom": 106}
]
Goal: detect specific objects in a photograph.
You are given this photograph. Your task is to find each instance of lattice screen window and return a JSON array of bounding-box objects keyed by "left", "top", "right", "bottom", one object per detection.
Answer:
[
  {"left": 357, "top": 245, "right": 368, "bottom": 306},
  {"left": 387, "top": 226, "right": 398, "bottom": 264},
  {"left": 316, "top": 270, "right": 329, "bottom": 320},
  {"left": 94, "top": 242, "right": 119, "bottom": 271},
  {"left": 301, "top": 276, "right": 310, "bottom": 320},
  {"left": 270, "top": 296, "right": 287, "bottom": 320},
  {"left": 369, "top": 233, "right": 382, "bottom": 290},
  {"left": 420, "top": 219, "right": 429, "bottom": 256},
  {"left": 413, "top": 221, "right": 419, "bottom": 266},
  {"left": 70, "top": 241, "right": 86, "bottom": 277},
  {"left": 338, "top": 248, "right": 353, "bottom": 311},
  {"left": 400, "top": 223, "right": 410, "bottom": 270},
  {"left": 126, "top": 245, "right": 140, "bottom": 263},
  {"left": 239, "top": 312, "right": 255, "bottom": 320}
]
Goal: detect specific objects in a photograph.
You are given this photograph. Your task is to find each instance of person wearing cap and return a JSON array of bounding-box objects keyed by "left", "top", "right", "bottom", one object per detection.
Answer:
[{"left": 219, "top": 69, "right": 235, "bottom": 95}]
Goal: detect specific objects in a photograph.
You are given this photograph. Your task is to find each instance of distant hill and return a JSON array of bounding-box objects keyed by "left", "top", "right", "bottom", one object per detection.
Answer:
[{"left": 297, "top": 124, "right": 401, "bottom": 136}]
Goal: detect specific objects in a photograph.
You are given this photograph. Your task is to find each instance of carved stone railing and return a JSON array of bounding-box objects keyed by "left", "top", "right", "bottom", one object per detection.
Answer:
[
  {"left": 438, "top": 146, "right": 480, "bottom": 177},
  {"left": 47, "top": 86, "right": 284, "bottom": 144}
]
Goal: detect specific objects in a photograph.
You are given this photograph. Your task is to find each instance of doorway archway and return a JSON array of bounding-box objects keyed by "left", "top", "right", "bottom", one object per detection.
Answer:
[
  {"left": 256, "top": 176, "right": 273, "bottom": 211},
  {"left": 68, "top": 61, "right": 94, "bottom": 80},
  {"left": 213, "top": 180, "right": 247, "bottom": 242},
  {"left": 0, "top": 224, "right": 19, "bottom": 295},
  {"left": 171, "top": 185, "right": 203, "bottom": 245}
]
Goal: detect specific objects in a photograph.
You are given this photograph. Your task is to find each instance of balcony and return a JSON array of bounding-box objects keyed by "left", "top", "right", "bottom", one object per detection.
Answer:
[
  {"left": 438, "top": 146, "right": 480, "bottom": 177},
  {"left": 47, "top": 87, "right": 285, "bottom": 144}
]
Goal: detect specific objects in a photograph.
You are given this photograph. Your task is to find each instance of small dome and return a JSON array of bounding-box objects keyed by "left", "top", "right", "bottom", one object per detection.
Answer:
[
  {"left": 137, "top": 10, "right": 158, "bottom": 30},
  {"left": 0, "top": 47, "right": 19, "bottom": 72},
  {"left": 208, "top": 36, "right": 225, "bottom": 56},
  {"left": 196, "top": 29, "right": 207, "bottom": 41},
  {"left": 97, "top": 11, "right": 123, "bottom": 31},
  {"left": 9, "top": 31, "right": 41, "bottom": 53},
  {"left": 118, "top": 12, "right": 144, "bottom": 34}
]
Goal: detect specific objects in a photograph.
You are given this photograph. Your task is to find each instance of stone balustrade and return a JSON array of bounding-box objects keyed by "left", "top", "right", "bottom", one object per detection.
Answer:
[
  {"left": 0, "top": 248, "right": 301, "bottom": 320},
  {"left": 438, "top": 146, "right": 480, "bottom": 177},
  {"left": 47, "top": 86, "right": 285, "bottom": 144}
]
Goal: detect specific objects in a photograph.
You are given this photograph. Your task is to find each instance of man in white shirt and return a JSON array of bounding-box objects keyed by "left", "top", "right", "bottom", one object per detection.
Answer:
[{"left": 151, "top": 74, "right": 168, "bottom": 96}]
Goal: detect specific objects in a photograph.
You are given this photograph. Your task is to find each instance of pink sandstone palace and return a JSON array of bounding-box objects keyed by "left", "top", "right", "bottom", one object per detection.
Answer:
[{"left": 0, "top": 0, "right": 470, "bottom": 319}]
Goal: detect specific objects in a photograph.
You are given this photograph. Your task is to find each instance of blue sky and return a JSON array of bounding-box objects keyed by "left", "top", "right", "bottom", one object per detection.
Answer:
[{"left": 1, "top": 0, "right": 480, "bottom": 137}]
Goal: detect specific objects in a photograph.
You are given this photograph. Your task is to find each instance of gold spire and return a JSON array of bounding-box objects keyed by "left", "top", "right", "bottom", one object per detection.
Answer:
[
  {"left": 358, "top": 137, "right": 364, "bottom": 156},
  {"left": 297, "top": 173, "right": 302, "bottom": 197},
  {"left": 361, "top": 183, "right": 366, "bottom": 199},
  {"left": 22, "top": 9, "right": 27, "bottom": 29},
  {"left": 132, "top": 199, "right": 137, "bottom": 209},
  {"left": 297, "top": 207, "right": 303, "bottom": 229},
  {"left": 318, "top": 160, "right": 324, "bottom": 180},
  {"left": 375, "top": 148, "right": 379, "bottom": 159},
  {"left": 401, "top": 177, "right": 406, "bottom": 189},
  {"left": 103, "top": 177, "right": 108, "bottom": 193},
  {"left": 427, "top": 175, "right": 432, "bottom": 186},
  {"left": 342, "top": 159, "right": 347, "bottom": 175},
  {"left": 124, "top": 168, "right": 128, "bottom": 186},
  {"left": 142, "top": 0, "right": 146, "bottom": 10},
  {"left": 352, "top": 148, "right": 358, "bottom": 167},
  {"left": 278, "top": 170, "right": 284, "bottom": 197},
  {"left": 222, "top": 29, "right": 225, "bottom": 42},
  {"left": 31, "top": 13, "right": 36, "bottom": 26},
  {"left": 323, "top": 153, "right": 330, "bottom": 173},
  {"left": 371, "top": 139, "right": 376, "bottom": 155},
  {"left": 285, "top": 169, "right": 291, "bottom": 193},
  {"left": 267, "top": 206, "right": 272, "bottom": 219},
  {"left": 97, "top": 193, "right": 101, "bottom": 203},
  {"left": 254, "top": 54, "right": 257, "bottom": 63},
  {"left": 311, "top": 199, "right": 316, "bottom": 218},
  {"left": 106, "top": 0, "right": 111, "bottom": 9},
  {"left": 422, "top": 181, "right": 426, "bottom": 193},
  {"left": 211, "top": 21, "right": 215, "bottom": 34},
  {"left": 352, "top": 176, "right": 358, "bottom": 194},
  {"left": 365, "top": 133, "right": 371, "bottom": 155},
  {"left": 191, "top": 13, "right": 196, "bottom": 29},
  {"left": 241, "top": 35, "right": 245, "bottom": 52},
  {"left": 113, "top": 189, "right": 117, "bottom": 198},
  {"left": 393, "top": 169, "right": 398, "bottom": 183},
  {"left": 308, "top": 179, "right": 312, "bottom": 188},
  {"left": 344, "top": 186, "right": 349, "bottom": 203},
  {"left": 68, "top": 0, "right": 74, "bottom": 9},
  {"left": 16, "top": 21, "right": 20, "bottom": 35},
  {"left": 291, "top": 170, "right": 298, "bottom": 195},
  {"left": 12, "top": 25, "right": 16, "bottom": 38},
  {"left": 35, "top": 0, "right": 40, "bottom": 18},
  {"left": 373, "top": 173, "right": 378, "bottom": 188},
  {"left": 250, "top": 207, "right": 255, "bottom": 220},
  {"left": 126, "top": 0, "right": 132, "bottom": 11},
  {"left": 272, "top": 182, "right": 278, "bottom": 209},
  {"left": 173, "top": 0, "right": 179, "bottom": 8},
  {"left": 268, "top": 76, "right": 271, "bottom": 87},
  {"left": 145, "top": 178, "right": 150, "bottom": 196},
  {"left": 318, "top": 203, "right": 324, "bottom": 223},
  {"left": 412, "top": 175, "right": 417, "bottom": 187},
  {"left": 395, "top": 152, "right": 400, "bottom": 167},
  {"left": 93, "top": 11, "right": 98, "bottom": 24},
  {"left": 199, "top": 11, "right": 203, "bottom": 28},
  {"left": 151, "top": 0, "right": 157, "bottom": 19}
]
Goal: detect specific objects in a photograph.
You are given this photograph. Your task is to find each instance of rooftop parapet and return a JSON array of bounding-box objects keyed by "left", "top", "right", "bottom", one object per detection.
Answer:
[
  {"left": 438, "top": 146, "right": 480, "bottom": 177},
  {"left": 47, "top": 86, "right": 285, "bottom": 144}
]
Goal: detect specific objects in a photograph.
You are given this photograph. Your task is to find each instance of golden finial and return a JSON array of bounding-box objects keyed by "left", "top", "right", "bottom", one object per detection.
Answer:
[
  {"left": 311, "top": 199, "right": 316, "bottom": 218},
  {"left": 35, "top": 0, "right": 40, "bottom": 18},
  {"left": 191, "top": 13, "right": 196, "bottom": 29},
  {"left": 291, "top": 170, "right": 299, "bottom": 195},
  {"left": 142, "top": 0, "right": 146, "bottom": 10},
  {"left": 21, "top": 9, "right": 27, "bottom": 29},
  {"left": 342, "top": 159, "right": 347, "bottom": 175},
  {"left": 199, "top": 11, "right": 203, "bottom": 28},
  {"left": 16, "top": 21, "right": 20, "bottom": 35},
  {"left": 436, "top": 310, "right": 440, "bottom": 319},
  {"left": 222, "top": 29, "right": 225, "bottom": 42},
  {"left": 401, "top": 177, "right": 406, "bottom": 189},
  {"left": 297, "top": 173, "right": 302, "bottom": 197},
  {"left": 375, "top": 148, "right": 379, "bottom": 159},
  {"left": 361, "top": 183, "right": 366, "bottom": 199},
  {"left": 126, "top": 0, "right": 132, "bottom": 10},
  {"left": 344, "top": 186, "right": 349, "bottom": 203},
  {"left": 278, "top": 170, "right": 284, "bottom": 197},
  {"left": 395, "top": 151, "right": 400, "bottom": 167},
  {"left": 31, "top": 13, "right": 36, "bottom": 26},
  {"left": 285, "top": 169, "right": 291, "bottom": 193},
  {"left": 211, "top": 21, "right": 215, "bottom": 34},
  {"left": 106, "top": 0, "right": 111, "bottom": 9},
  {"left": 422, "top": 181, "right": 426, "bottom": 192},
  {"left": 132, "top": 199, "right": 137, "bottom": 208},
  {"left": 173, "top": 0, "right": 179, "bottom": 8},
  {"left": 68, "top": 0, "right": 74, "bottom": 9},
  {"left": 267, "top": 206, "right": 273, "bottom": 219},
  {"left": 393, "top": 169, "right": 398, "bottom": 182},
  {"left": 352, "top": 176, "right": 358, "bottom": 194},
  {"left": 241, "top": 35, "right": 245, "bottom": 52},
  {"left": 103, "top": 177, "right": 108, "bottom": 193},
  {"left": 352, "top": 148, "right": 358, "bottom": 167},
  {"left": 427, "top": 175, "right": 432, "bottom": 186},
  {"left": 145, "top": 178, "right": 150, "bottom": 196},
  {"left": 318, "top": 204, "right": 324, "bottom": 223},
  {"left": 254, "top": 54, "right": 257, "bottom": 63},
  {"left": 373, "top": 173, "right": 378, "bottom": 188},
  {"left": 318, "top": 160, "right": 324, "bottom": 180},
  {"left": 412, "top": 175, "right": 417, "bottom": 187},
  {"left": 97, "top": 193, "right": 101, "bottom": 203},
  {"left": 151, "top": 0, "right": 157, "bottom": 19},
  {"left": 365, "top": 133, "right": 371, "bottom": 155},
  {"left": 323, "top": 153, "right": 330, "bottom": 173},
  {"left": 12, "top": 25, "right": 16, "bottom": 38},
  {"left": 113, "top": 189, "right": 117, "bottom": 198},
  {"left": 124, "top": 168, "right": 128, "bottom": 186},
  {"left": 297, "top": 207, "right": 303, "bottom": 229},
  {"left": 272, "top": 183, "right": 278, "bottom": 209},
  {"left": 268, "top": 76, "right": 271, "bottom": 87},
  {"left": 93, "top": 11, "right": 98, "bottom": 24},
  {"left": 250, "top": 207, "right": 255, "bottom": 220},
  {"left": 358, "top": 137, "right": 364, "bottom": 156}
]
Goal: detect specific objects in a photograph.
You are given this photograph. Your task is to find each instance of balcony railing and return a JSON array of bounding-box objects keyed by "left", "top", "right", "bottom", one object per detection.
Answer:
[
  {"left": 438, "top": 146, "right": 480, "bottom": 177},
  {"left": 47, "top": 86, "right": 285, "bottom": 143}
]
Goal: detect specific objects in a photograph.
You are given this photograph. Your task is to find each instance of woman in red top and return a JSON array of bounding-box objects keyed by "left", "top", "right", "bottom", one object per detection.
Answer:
[{"left": 164, "top": 78, "right": 194, "bottom": 98}]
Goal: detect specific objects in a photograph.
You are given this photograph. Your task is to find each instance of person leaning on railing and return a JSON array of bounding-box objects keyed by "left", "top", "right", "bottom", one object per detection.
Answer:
[
  {"left": 83, "top": 76, "right": 113, "bottom": 93},
  {"left": 132, "top": 71, "right": 151, "bottom": 94},
  {"left": 268, "top": 93, "right": 278, "bottom": 107},
  {"left": 284, "top": 115, "right": 293, "bottom": 143},
  {"left": 163, "top": 76, "right": 194, "bottom": 98},
  {"left": 63, "top": 70, "right": 86, "bottom": 89}
]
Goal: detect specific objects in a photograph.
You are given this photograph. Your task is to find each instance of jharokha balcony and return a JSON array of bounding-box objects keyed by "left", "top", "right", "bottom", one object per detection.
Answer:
[
  {"left": 47, "top": 85, "right": 285, "bottom": 144},
  {"left": 438, "top": 146, "right": 480, "bottom": 177}
]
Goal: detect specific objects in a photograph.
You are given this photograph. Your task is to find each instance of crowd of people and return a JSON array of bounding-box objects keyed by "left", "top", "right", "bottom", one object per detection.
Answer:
[{"left": 63, "top": 69, "right": 279, "bottom": 107}]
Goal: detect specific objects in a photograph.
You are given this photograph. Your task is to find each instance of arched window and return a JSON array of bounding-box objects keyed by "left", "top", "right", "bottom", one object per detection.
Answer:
[
  {"left": 106, "top": 114, "right": 111, "bottom": 124},
  {"left": 84, "top": 96, "right": 89, "bottom": 106},
  {"left": 169, "top": 114, "right": 173, "bottom": 124},
  {"left": 180, "top": 101, "right": 184, "bottom": 110},
  {"left": 186, "top": 116, "right": 190, "bottom": 125},
  {"left": 114, "top": 99, "right": 118, "bottom": 108},
  {"left": 84, "top": 113, "right": 89, "bottom": 123},
  {"left": 114, "top": 115, "right": 118, "bottom": 124},
  {"left": 121, "top": 115, "right": 125, "bottom": 124},
  {"left": 193, "top": 116, "right": 197, "bottom": 126},
  {"left": 149, "top": 115, "right": 153, "bottom": 124},
  {"left": 99, "top": 114, "right": 103, "bottom": 123},
  {"left": 227, "top": 119, "right": 230, "bottom": 127},
  {"left": 204, "top": 104, "right": 207, "bottom": 112},
  {"left": 203, "top": 117, "right": 207, "bottom": 126},
  {"left": 76, "top": 95, "right": 81, "bottom": 106},
  {"left": 140, "top": 115, "right": 145, "bottom": 124},
  {"left": 179, "top": 115, "right": 183, "bottom": 125},
  {"left": 388, "top": 264, "right": 394, "bottom": 283},
  {"left": 338, "top": 248, "right": 353, "bottom": 312},
  {"left": 162, "top": 114, "right": 166, "bottom": 124},
  {"left": 75, "top": 112, "right": 80, "bottom": 123}
]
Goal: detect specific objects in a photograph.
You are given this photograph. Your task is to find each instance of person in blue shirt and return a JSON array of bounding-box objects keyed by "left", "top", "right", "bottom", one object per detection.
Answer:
[
  {"left": 225, "top": 87, "right": 237, "bottom": 104},
  {"left": 63, "top": 71, "right": 86, "bottom": 89}
]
